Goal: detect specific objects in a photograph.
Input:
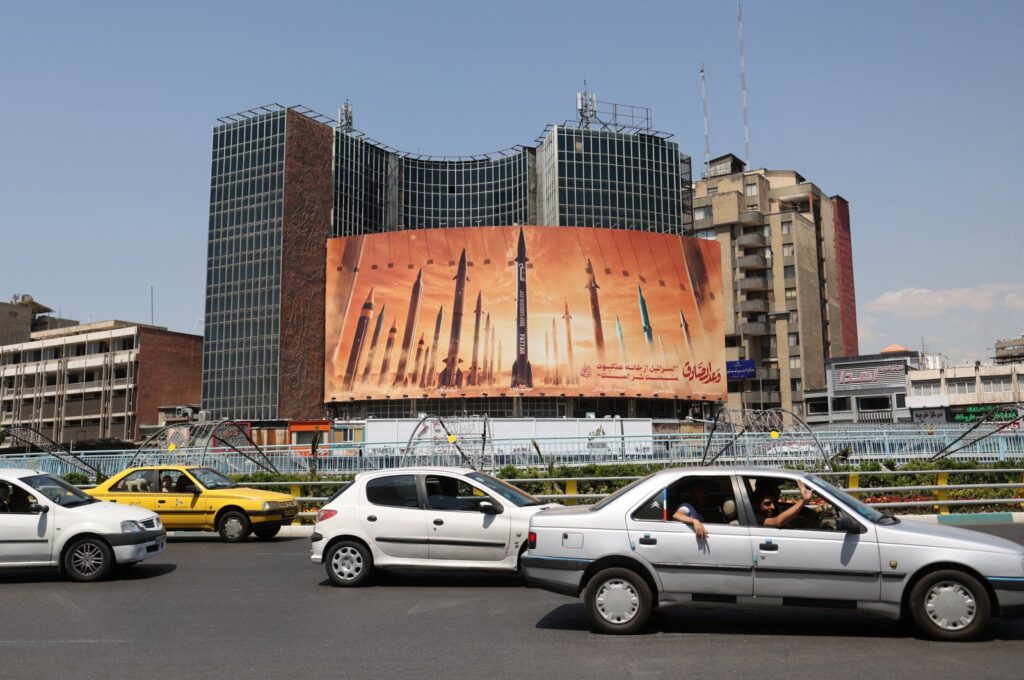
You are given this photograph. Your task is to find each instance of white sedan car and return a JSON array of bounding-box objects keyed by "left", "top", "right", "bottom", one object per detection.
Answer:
[
  {"left": 311, "top": 467, "right": 557, "bottom": 585},
  {"left": 0, "top": 468, "right": 165, "bottom": 581}
]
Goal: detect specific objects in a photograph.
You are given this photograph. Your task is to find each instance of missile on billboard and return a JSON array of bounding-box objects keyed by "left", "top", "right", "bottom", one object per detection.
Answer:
[
  {"left": 377, "top": 318, "right": 398, "bottom": 386},
  {"left": 467, "top": 292, "right": 483, "bottom": 386},
  {"left": 585, "top": 258, "right": 605, "bottom": 359},
  {"left": 341, "top": 289, "right": 374, "bottom": 391},
  {"left": 616, "top": 315, "right": 626, "bottom": 362},
  {"left": 679, "top": 308, "right": 693, "bottom": 360},
  {"left": 393, "top": 270, "right": 423, "bottom": 387},
  {"left": 481, "top": 313, "right": 492, "bottom": 385},
  {"left": 638, "top": 285, "right": 654, "bottom": 346},
  {"left": 410, "top": 333, "right": 425, "bottom": 386},
  {"left": 510, "top": 229, "right": 533, "bottom": 388},
  {"left": 424, "top": 305, "right": 444, "bottom": 386},
  {"left": 359, "top": 302, "right": 386, "bottom": 386},
  {"left": 563, "top": 298, "right": 576, "bottom": 385},
  {"left": 551, "top": 316, "right": 561, "bottom": 385},
  {"left": 438, "top": 249, "right": 468, "bottom": 388}
]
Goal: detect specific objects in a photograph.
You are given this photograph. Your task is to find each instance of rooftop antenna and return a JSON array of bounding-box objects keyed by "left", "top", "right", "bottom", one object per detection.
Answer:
[
  {"left": 737, "top": 0, "right": 750, "bottom": 166},
  {"left": 338, "top": 99, "right": 354, "bottom": 133},
  {"left": 700, "top": 63, "right": 711, "bottom": 177},
  {"left": 576, "top": 81, "right": 597, "bottom": 129}
]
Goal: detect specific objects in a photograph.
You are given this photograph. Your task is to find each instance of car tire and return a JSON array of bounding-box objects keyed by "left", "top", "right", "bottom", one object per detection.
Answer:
[
  {"left": 63, "top": 537, "right": 114, "bottom": 582},
  {"left": 325, "top": 540, "right": 374, "bottom": 587},
  {"left": 909, "top": 569, "right": 991, "bottom": 641},
  {"left": 583, "top": 567, "right": 653, "bottom": 634},
  {"left": 253, "top": 525, "right": 282, "bottom": 540},
  {"left": 217, "top": 510, "right": 251, "bottom": 543}
]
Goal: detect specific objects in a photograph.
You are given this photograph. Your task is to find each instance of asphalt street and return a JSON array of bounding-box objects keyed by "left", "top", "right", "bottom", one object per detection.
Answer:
[{"left": 3, "top": 525, "right": 1024, "bottom": 680}]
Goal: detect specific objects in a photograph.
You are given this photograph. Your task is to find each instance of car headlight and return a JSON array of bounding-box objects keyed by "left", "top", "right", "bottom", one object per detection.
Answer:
[
  {"left": 121, "top": 520, "right": 144, "bottom": 533},
  {"left": 262, "top": 501, "right": 281, "bottom": 511}
]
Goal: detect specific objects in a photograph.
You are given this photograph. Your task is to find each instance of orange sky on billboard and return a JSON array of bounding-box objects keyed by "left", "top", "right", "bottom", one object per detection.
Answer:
[{"left": 325, "top": 226, "right": 724, "bottom": 402}]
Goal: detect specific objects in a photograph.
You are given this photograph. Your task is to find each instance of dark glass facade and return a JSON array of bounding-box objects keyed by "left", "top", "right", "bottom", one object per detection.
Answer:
[{"left": 203, "top": 109, "right": 286, "bottom": 420}]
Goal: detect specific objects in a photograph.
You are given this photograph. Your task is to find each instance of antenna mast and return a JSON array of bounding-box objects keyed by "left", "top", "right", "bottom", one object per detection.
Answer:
[
  {"left": 737, "top": 0, "right": 750, "bottom": 166},
  {"left": 700, "top": 63, "right": 710, "bottom": 176}
]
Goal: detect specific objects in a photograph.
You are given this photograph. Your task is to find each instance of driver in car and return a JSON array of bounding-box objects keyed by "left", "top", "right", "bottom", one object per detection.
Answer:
[{"left": 753, "top": 480, "right": 819, "bottom": 528}]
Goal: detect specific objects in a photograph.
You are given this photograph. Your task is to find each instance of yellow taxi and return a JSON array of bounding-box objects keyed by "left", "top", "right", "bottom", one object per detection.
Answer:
[{"left": 89, "top": 466, "right": 298, "bottom": 542}]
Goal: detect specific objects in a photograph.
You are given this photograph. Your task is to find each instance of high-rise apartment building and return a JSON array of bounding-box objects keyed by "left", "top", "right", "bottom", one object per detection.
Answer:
[
  {"left": 205, "top": 102, "right": 694, "bottom": 421},
  {"left": 691, "top": 154, "right": 857, "bottom": 416}
]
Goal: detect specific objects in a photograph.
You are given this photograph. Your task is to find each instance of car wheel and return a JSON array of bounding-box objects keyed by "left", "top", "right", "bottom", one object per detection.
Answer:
[
  {"left": 253, "top": 525, "right": 282, "bottom": 540},
  {"left": 217, "top": 511, "right": 251, "bottom": 543},
  {"left": 909, "top": 569, "right": 991, "bottom": 641},
  {"left": 325, "top": 540, "right": 373, "bottom": 587},
  {"left": 64, "top": 537, "right": 114, "bottom": 582},
  {"left": 583, "top": 567, "right": 653, "bottom": 634}
]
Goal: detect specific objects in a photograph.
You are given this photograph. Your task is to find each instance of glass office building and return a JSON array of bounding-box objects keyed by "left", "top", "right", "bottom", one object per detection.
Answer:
[{"left": 205, "top": 103, "right": 693, "bottom": 421}]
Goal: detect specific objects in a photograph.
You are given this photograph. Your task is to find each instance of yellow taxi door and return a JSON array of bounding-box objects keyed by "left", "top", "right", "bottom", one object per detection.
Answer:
[
  {"left": 155, "top": 470, "right": 207, "bottom": 529},
  {"left": 110, "top": 469, "right": 161, "bottom": 513}
]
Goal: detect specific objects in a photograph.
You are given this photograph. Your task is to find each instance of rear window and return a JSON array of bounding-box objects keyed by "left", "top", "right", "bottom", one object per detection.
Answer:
[
  {"left": 365, "top": 474, "right": 420, "bottom": 508},
  {"left": 590, "top": 474, "right": 655, "bottom": 512}
]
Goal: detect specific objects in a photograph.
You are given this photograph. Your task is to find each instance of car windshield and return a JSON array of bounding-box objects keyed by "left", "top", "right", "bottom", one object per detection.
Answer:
[
  {"left": 189, "top": 468, "right": 238, "bottom": 490},
  {"left": 808, "top": 474, "right": 886, "bottom": 523},
  {"left": 590, "top": 473, "right": 656, "bottom": 511},
  {"left": 466, "top": 472, "right": 544, "bottom": 507},
  {"left": 22, "top": 474, "right": 98, "bottom": 508}
]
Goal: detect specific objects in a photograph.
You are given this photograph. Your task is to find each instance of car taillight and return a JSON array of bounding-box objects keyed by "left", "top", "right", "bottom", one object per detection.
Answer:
[
  {"left": 528, "top": 531, "right": 537, "bottom": 549},
  {"left": 316, "top": 509, "right": 338, "bottom": 523}
]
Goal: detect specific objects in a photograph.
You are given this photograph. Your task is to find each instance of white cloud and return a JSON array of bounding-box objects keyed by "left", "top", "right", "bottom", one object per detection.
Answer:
[{"left": 858, "top": 283, "right": 1024, "bottom": 362}]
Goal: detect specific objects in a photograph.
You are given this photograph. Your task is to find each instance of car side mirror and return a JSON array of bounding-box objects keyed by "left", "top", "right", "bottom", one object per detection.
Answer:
[
  {"left": 479, "top": 501, "right": 502, "bottom": 515},
  {"left": 837, "top": 515, "right": 865, "bottom": 534},
  {"left": 29, "top": 503, "right": 49, "bottom": 514},
  {"left": 184, "top": 485, "right": 201, "bottom": 495}
]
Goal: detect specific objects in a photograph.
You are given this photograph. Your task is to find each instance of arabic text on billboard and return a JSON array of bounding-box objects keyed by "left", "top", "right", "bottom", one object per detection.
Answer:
[
  {"left": 726, "top": 360, "right": 756, "bottom": 380},
  {"left": 325, "top": 226, "right": 725, "bottom": 401}
]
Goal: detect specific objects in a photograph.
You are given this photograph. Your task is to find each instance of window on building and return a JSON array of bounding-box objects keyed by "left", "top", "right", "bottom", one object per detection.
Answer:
[
  {"left": 745, "top": 183, "right": 758, "bottom": 197},
  {"left": 781, "top": 221, "right": 792, "bottom": 235},
  {"left": 982, "top": 377, "right": 1012, "bottom": 393},
  {"left": 791, "top": 378, "right": 802, "bottom": 392},
  {"left": 785, "top": 288, "right": 797, "bottom": 300},
  {"left": 784, "top": 265, "right": 796, "bottom": 279},
  {"left": 789, "top": 356, "right": 801, "bottom": 369},
  {"left": 707, "top": 186, "right": 718, "bottom": 196},
  {"left": 788, "top": 333, "right": 800, "bottom": 347},
  {"left": 895, "top": 393, "right": 907, "bottom": 408},
  {"left": 831, "top": 397, "right": 851, "bottom": 412},
  {"left": 913, "top": 381, "right": 941, "bottom": 396},
  {"left": 858, "top": 395, "right": 892, "bottom": 411},
  {"left": 807, "top": 398, "right": 829, "bottom": 415},
  {"left": 789, "top": 311, "right": 799, "bottom": 323},
  {"left": 792, "top": 402, "right": 804, "bottom": 416},
  {"left": 948, "top": 379, "right": 976, "bottom": 394},
  {"left": 694, "top": 206, "right": 711, "bottom": 220}
]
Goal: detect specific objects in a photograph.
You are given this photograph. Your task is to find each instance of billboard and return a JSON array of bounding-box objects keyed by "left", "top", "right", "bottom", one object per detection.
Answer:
[{"left": 325, "top": 226, "right": 724, "bottom": 402}]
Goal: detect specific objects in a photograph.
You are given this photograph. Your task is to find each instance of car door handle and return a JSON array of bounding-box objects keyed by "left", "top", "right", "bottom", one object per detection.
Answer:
[
  {"left": 759, "top": 542, "right": 779, "bottom": 551},
  {"left": 638, "top": 537, "right": 657, "bottom": 545},
  {"left": 366, "top": 515, "right": 377, "bottom": 522},
  {"left": 157, "top": 500, "right": 166, "bottom": 504},
  {"left": 433, "top": 519, "right": 444, "bottom": 526}
]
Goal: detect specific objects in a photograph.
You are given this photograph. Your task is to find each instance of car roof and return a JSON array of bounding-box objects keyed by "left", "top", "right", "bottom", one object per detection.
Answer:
[
  {"left": 116, "top": 465, "right": 200, "bottom": 472},
  {"left": 0, "top": 468, "right": 48, "bottom": 480},
  {"left": 354, "top": 466, "right": 477, "bottom": 480},
  {"left": 650, "top": 466, "right": 816, "bottom": 478}
]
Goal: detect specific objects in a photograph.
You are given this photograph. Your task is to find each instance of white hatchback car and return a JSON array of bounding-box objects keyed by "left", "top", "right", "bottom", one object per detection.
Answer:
[
  {"left": 311, "top": 467, "right": 557, "bottom": 585},
  {"left": 0, "top": 468, "right": 166, "bottom": 581}
]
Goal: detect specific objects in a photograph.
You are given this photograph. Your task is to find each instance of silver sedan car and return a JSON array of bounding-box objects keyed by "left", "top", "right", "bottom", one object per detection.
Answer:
[{"left": 522, "top": 467, "right": 1024, "bottom": 640}]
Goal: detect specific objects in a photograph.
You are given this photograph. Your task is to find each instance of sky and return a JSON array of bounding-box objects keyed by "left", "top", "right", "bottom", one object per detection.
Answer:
[{"left": 1, "top": 0, "right": 1022, "bottom": 364}]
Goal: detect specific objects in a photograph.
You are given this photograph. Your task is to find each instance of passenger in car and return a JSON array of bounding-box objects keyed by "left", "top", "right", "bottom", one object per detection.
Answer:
[
  {"left": 753, "top": 480, "right": 813, "bottom": 528},
  {"left": 160, "top": 476, "right": 174, "bottom": 493},
  {"left": 0, "top": 484, "right": 11, "bottom": 512},
  {"left": 671, "top": 479, "right": 721, "bottom": 538}
]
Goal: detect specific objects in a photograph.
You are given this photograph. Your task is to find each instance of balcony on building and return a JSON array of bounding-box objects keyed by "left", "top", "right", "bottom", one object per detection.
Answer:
[
  {"left": 738, "top": 299, "right": 769, "bottom": 314},
  {"left": 740, "top": 322, "right": 770, "bottom": 336},
  {"left": 737, "top": 254, "right": 768, "bottom": 270},
  {"left": 736, "top": 232, "right": 766, "bottom": 248},
  {"left": 737, "top": 276, "right": 770, "bottom": 292}
]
